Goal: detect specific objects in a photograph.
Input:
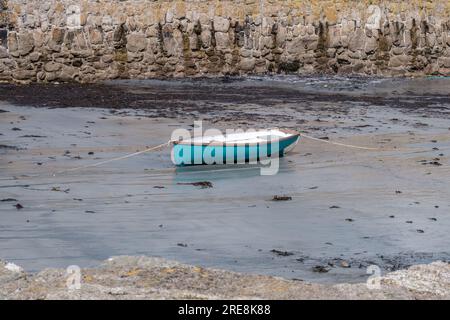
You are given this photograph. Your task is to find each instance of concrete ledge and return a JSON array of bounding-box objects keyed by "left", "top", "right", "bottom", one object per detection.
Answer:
[{"left": 1, "top": 256, "right": 449, "bottom": 299}]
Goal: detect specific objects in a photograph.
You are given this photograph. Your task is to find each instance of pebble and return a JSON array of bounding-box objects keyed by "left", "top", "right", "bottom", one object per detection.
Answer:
[
  {"left": 272, "top": 195, "right": 292, "bottom": 201},
  {"left": 177, "top": 181, "right": 213, "bottom": 189},
  {"left": 270, "top": 249, "right": 294, "bottom": 256},
  {"left": 312, "top": 265, "right": 329, "bottom": 273}
]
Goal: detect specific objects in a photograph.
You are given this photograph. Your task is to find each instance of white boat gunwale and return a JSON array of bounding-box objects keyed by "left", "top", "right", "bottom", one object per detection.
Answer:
[{"left": 173, "top": 128, "right": 300, "bottom": 147}]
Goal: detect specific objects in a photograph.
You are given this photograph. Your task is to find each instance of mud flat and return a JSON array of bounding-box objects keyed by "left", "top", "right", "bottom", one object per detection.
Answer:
[
  {"left": 1, "top": 76, "right": 450, "bottom": 287},
  {"left": 1, "top": 256, "right": 449, "bottom": 299}
]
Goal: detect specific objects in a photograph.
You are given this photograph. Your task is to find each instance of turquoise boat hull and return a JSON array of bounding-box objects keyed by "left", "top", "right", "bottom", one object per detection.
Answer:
[{"left": 172, "top": 135, "right": 299, "bottom": 166}]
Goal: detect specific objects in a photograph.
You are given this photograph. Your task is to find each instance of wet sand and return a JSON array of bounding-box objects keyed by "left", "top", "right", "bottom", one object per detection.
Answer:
[{"left": 1, "top": 76, "right": 450, "bottom": 284}]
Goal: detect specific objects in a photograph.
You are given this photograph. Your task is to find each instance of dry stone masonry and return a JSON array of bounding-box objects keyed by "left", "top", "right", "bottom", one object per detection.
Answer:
[{"left": 0, "top": 0, "right": 449, "bottom": 83}]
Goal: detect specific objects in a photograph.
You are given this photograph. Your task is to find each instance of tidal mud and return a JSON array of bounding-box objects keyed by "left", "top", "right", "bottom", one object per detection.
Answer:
[{"left": 1, "top": 76, "right": 450, "bottom": 284}]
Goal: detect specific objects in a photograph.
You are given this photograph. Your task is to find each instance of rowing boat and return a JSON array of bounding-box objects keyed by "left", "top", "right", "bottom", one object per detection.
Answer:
[{"left": 171, "top": 128, "right": 300, "bottom": 166}]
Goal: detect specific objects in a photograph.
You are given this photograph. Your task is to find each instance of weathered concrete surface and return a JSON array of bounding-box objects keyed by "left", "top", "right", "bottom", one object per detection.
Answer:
[
  {"left": 0, "top": 0, "right": 450, "bottom": 83},
  {"left": 0, "top": 257, "right": 449, "bottom": 299}
]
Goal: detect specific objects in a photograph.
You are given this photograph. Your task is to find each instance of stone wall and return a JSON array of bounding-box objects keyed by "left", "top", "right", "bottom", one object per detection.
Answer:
[{"left": 0, "top": 0, "right": 449, "bottom": 83}]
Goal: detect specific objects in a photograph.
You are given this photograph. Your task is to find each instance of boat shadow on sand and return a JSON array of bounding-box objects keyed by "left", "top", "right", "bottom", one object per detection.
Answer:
[{"left": 173, "top": 157, "right": 299, "bottom": 182}]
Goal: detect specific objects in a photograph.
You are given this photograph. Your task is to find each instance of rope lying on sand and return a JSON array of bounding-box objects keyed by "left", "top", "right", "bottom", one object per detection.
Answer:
[
  {"left": 52, "top": 140, "right": 172, "bottom": 176},
  {"left": 54, "top": 133, "right": 378, "bottom": 176},
  {"left": 22, "top": 133, "right": 377, "bottom": 178},
  {"left": 299, "top": 133, "right": 379, "bottom": 150}
]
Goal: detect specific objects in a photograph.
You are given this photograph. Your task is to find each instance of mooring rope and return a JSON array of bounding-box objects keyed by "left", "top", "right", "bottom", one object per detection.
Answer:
[
  {"left": 11, "top": 132, "right": 445, "bottom": 182},
  {"left": 52, "top": 140, "right": 172, "bottom": 176},
  {"left": 299, "top": 133, "right": 380, "bottom": 150},
  {"left": 49, "top": 133, "right": 376, "bottom": 178}
]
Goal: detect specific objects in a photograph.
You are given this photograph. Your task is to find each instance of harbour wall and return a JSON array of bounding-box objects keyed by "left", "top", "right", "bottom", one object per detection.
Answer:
[{"left": 0, "top": 0, "right": 449, "bottom": 82}]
